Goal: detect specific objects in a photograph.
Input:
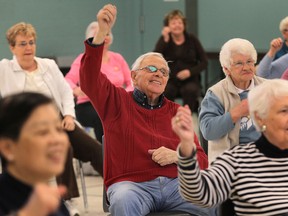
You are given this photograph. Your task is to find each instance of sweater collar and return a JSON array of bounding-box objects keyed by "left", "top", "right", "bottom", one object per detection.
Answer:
[
  {"left": 1, "top": 171, "right": 32, "bottom": 193},
  {"left": 132, "top": 88, "right": 164, "bottom": 109},
  {"left": 256, "top": 135, "right": 288, "bottom": 158}
]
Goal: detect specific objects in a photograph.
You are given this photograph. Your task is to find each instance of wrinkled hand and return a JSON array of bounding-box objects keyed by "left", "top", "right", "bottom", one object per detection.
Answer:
[
  {"left": 268, "top": 37, "right": 283, "bottom": 57},
  {"left": 62, "top": 115, "right": 75, "bottom": 131},
  {"left": 93, "top": 4, "right": 117, "bottom": 44},
  {"left": 176, "top": 69, "right": 190, "bottom": 80},
  {"left": 171, "top": 105, "right": 195, "bottom": 157},
  {"left": 162, "top": 26, "right": 171, "bottom": 42},
  {"left": 230, "top": 99, "right": 249, "bottom": 123},
  {"left": 18, "top": 184, "right": 67, "bottom": 216},
  {"left": 148, "top": 146, "right": 177, "bottom": 166}
]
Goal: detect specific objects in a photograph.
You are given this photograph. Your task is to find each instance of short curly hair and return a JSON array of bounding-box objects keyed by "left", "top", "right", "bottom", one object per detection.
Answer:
[
  {"left": 163, "top": 9, "right": 187, "bottom": 30},
  {"left": 6, "top": 22, "right": 37, "bottom": 46}
]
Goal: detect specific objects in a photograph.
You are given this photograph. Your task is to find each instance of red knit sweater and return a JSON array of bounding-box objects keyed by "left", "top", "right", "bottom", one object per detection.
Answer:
[{"left": 80, "top": 41, "right": 208, "bottom": 189}]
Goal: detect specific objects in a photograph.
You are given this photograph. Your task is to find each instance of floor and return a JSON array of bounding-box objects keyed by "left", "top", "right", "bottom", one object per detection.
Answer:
[{"left": 72, "top": 174, "right": 109, "bottom": 216}]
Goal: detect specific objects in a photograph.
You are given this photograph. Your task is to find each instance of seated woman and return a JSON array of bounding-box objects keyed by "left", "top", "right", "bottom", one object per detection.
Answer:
[
  {"left": 0, "top": 22, "right": 103, "bottom": 205},
  {"left": 256, "top": 37, "right": 288, "bottom": 79},
  {"left": 0, "top": 92, "right": 69, "bottom": 215},
  {"left": 154, "top": 9, "right": 208, "bottom": 113},
  {"left": 173, "top": 79, "right": 288, "bottom": 215},
  {"left": 199, "top": 38, "right": 265, "bottom": 163}
]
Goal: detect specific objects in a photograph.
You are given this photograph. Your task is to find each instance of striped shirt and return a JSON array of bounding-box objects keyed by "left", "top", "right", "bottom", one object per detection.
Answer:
[{"left": 178, "top": 135, "right": 288, "bottom": 216}]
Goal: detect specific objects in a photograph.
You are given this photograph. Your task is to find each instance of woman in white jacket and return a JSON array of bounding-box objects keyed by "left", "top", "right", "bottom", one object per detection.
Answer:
[{"left": 0, "top": 22, "right": 103, "bottom": 212}]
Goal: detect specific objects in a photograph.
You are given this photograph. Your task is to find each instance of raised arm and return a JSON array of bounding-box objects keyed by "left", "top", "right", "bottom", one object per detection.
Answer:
[
  {"left": 92, "top": 4, "right": 117, "bottom": 45},
  {"left": 80, "top": 4, "right": 124, "bottom": 121},
  {"left": 172, "top": 105, "right": 196, "bottom": 157},
  {"left": 173, "top": 105, "right": 232, "bottom": 207},
  {"left": 257, "top": 38, "right": 283, "bottom": 79}
]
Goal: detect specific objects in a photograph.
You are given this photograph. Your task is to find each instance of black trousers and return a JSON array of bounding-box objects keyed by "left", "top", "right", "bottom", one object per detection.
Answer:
[
  {"left": 56, "top": 119, "right": 103, "bottom": 200},
  {"left": 165, "top": 79, "right": 201, "bottom": 113},
  {"left": 75, "top": 102, "right": 103, "bottom": 144}
]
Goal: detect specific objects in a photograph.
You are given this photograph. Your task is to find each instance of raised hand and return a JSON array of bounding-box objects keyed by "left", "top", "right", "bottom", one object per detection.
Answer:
[
  {"left": 162, "top": 26, "right": 171, "bottom": 42},
  {"left": 93, "top": 4, "right": 117, "bottom": 44},
  {"left": 171, "top": 105, "right": 196, "bottom": 157},
  {"left": 267, "top": 37, "right": 283, "bottom": 58}
]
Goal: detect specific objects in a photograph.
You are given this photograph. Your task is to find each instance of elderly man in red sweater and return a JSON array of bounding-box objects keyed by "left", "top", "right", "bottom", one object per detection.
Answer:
[{"left": 80, "top": 4, "right": 216, "bottom": 216}]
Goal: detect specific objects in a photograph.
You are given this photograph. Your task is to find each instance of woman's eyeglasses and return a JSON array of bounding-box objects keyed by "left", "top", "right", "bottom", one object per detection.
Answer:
[
  {"left": 16, "top": 40, "right": 35, "bottom": 48},
  {"left": 135, "top": 65, "right": 169, "bottom": 77},
  {"left": 232, "top": 60, "right": 255, "bottom": 69}
]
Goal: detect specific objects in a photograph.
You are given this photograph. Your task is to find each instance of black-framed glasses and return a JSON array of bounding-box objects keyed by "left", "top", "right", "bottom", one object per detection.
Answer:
[
  {"left": 16, "top": 40, "right": 35, "bottom": 48},
  {"left": 135, "top": 65, "right": 169, "bottom": 77}
]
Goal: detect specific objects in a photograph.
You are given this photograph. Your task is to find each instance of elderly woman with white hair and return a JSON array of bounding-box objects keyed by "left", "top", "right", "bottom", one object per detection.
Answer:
[
  {"left": 199, "top": 38, "right": 266, "bottom": 163},
  {"left": 256, "top": 16, "right": 288, "bottom": 79},
  {"left": 274, "top": 16, "right": 288, "bottom": 60},
  {"left": 174, "top": 79, "right": 288, "bottom": 216},
  {"left": 65, "top": 21, "right": 133, "bottom": 143},
  {"left": 256, "top": 37, "right": 288, "bottom": 79}
]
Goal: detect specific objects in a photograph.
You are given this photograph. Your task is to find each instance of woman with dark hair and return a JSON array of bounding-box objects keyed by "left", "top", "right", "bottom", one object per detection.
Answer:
[
  {"left": 154, "top": 9, "right": 208, "bottom": 113},
  {"left": 0, "top": 92, "right": 69, "bottom": 215},
  {"left": 0, "top": 22, "right": 103, "bottom": 215}
]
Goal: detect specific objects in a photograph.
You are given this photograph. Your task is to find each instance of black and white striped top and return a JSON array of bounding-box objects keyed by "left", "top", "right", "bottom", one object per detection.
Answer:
[{"left": 178, "top": 135, "right": 288, "bottom": 216}]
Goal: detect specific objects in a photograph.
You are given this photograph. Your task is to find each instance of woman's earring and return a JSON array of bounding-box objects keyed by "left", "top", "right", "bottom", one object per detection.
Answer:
[{"left": 261, "top": 124, "right": 266, "bottom": 132}]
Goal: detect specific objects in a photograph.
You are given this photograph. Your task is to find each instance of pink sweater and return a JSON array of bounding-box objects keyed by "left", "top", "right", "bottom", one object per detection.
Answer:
[
  {"left": 65, "top": 51, "right": 133, "bottom": 104},
  {"left": 80, "top": 41, "right": 208, "bottom": 189}
]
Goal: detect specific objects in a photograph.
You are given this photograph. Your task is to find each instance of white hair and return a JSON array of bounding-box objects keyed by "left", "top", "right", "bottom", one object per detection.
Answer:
[
  {"left": 131, "top": 52, "right": 169, "bottom": 71},
  {"left": 219, "top": 38, "right": 257, "bottom": 75},
  {"left": 85, "top": 21, "right": 99, "bottom": 39},
  {"left": 85, "top": 21, "right": 113, "bottom": 45},
  {"left": 248, "top": 79, "right": 288, "bottom": 131},
  {"left": 279, "top": 16, "right": 288, "bottom": 32}
]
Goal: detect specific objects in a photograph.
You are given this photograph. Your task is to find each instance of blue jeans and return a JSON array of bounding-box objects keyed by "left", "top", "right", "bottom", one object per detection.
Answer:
[{"left": 107, "top": 177, "right": 218, "bottom": 216}]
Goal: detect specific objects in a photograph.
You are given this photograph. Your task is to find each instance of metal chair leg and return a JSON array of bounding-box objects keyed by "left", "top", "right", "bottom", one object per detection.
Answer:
[{"left": 78, "top": 160, "right": 88, "bottom": 212}]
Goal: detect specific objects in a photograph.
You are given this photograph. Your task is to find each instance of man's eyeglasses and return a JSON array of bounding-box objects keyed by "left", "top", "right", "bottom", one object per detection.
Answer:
[
  {"left": 232, "top": 60, "right": 255, "bottom": 69},
  {"left": 135, "top": 65, "right": 169, "bottom": 77},
  {"left": 16, "top": 40, "right": 35, "bottom": 48}
]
